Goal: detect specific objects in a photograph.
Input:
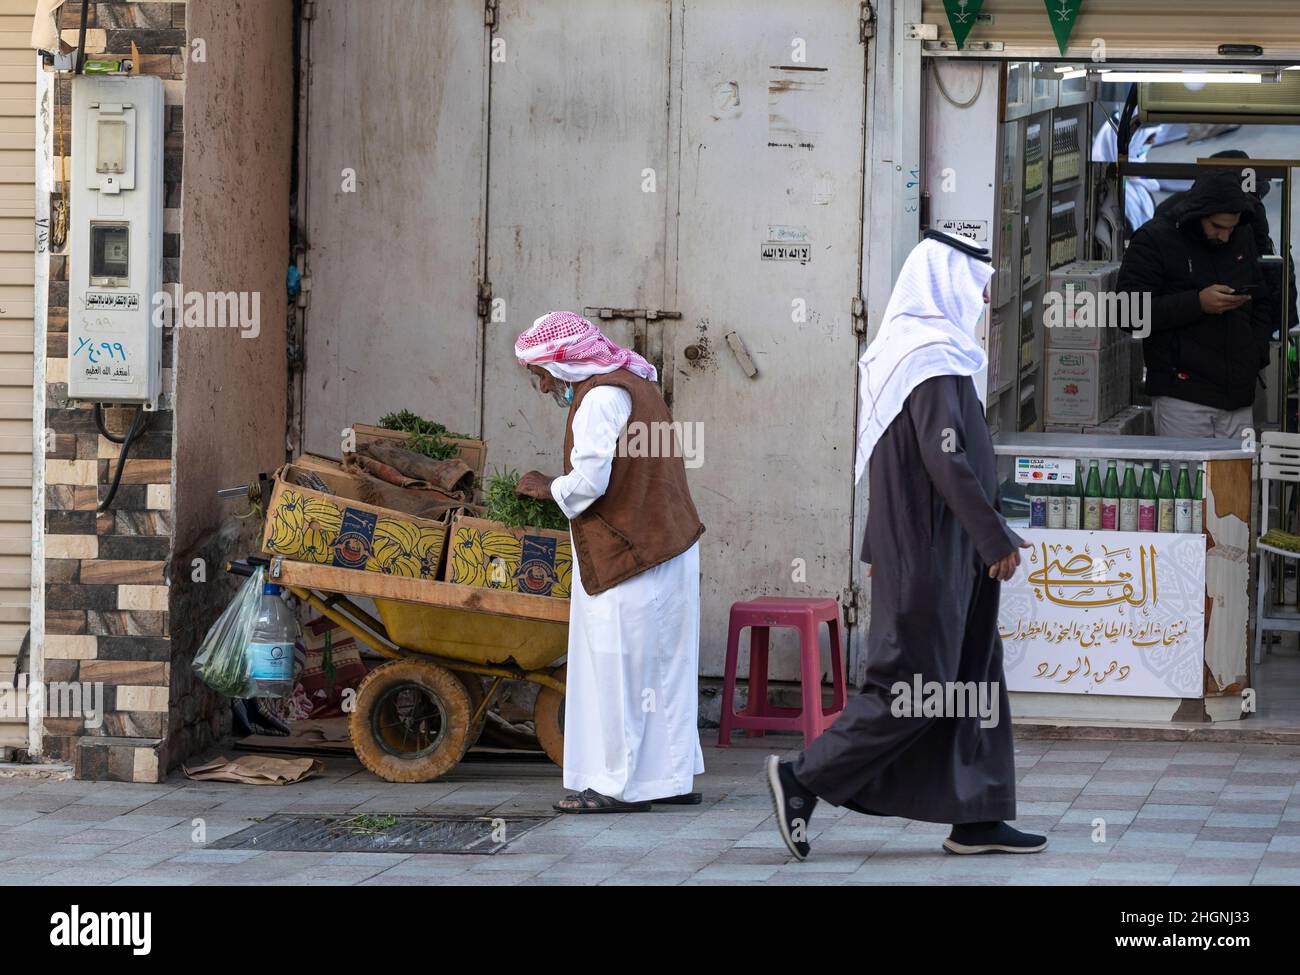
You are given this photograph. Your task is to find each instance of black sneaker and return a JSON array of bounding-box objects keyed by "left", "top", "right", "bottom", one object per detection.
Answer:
[
  {"left": 943, "top": 821, "right": 1047, "bottom": 855},
  {"left": 765, "top": 755, "right": 818, "bottom": 861}
]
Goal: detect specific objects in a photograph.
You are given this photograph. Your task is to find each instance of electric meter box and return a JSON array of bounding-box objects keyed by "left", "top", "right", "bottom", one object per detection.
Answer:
[{"left": 67, "top": 75, "right": 165, "bottom": 409}]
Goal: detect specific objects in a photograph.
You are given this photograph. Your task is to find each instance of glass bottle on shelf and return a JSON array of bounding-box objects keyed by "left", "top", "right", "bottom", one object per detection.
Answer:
[
  {"left": 1174, "top": 463, "right": 1193, "bottom": 533},
  {"left": 1100, "top": 460, "right": 1119, "bottom": 530},
  {"left": 1046, "top": 475, "right": 1065, "bottom": 530},
  {"left": 1138, "top": 463, "right": 1157, "bottom": 532},
  {"left": 1192, "top": 465, "right": 1204, "bottom": 534},
  {"left": 1083, "top": 459, "right": 1103, "bottom": 530},
  {"left": 1119, "top": 461, "right": 1139, "bottom": 532},
  {"left": 1157, "top": 462, "right": 1175, "bottom": 533},
  {"left": 1064, "top": 461, "right": 1083, "bottom": 530}
]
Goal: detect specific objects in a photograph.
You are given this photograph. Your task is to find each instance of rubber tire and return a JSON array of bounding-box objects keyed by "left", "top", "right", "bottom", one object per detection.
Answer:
[
  {"left": 456, "top": 671, "right": 488, "bottom": 756},
  {"left": 532, "top": 664, "right": 566, "bottom": 768},
  {"left": 351, "top": 658, "right": 470, "bottom": 783}
]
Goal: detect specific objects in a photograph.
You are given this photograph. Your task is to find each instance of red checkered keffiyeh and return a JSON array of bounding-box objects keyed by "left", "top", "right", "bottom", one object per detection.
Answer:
[{"left": 515, "top": 311, "right": 658, "bottom": 382}]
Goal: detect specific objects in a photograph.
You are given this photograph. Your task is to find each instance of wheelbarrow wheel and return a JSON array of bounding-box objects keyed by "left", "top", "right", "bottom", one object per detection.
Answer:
[
  {"left": 533, "top": 664, "right": 566, "bottom": 768},
  {"left": 351, "top": 658, "right": 470, "bottom": 783},
  {"left": 456, "top": 671, "right": 488, "bottom": 756}
]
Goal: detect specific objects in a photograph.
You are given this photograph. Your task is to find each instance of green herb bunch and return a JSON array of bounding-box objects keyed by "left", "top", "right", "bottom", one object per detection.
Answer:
[
  {"left": 378, "top": 410, "right": 467, "bottom": 461},
  {"left": 482, "top": 468, "right": 569, "bottom": 531}
]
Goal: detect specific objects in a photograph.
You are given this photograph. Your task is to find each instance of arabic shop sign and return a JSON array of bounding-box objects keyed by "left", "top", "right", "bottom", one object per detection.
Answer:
[{"left": 999, "top": 529, "right": 1206, "bottom": 698}]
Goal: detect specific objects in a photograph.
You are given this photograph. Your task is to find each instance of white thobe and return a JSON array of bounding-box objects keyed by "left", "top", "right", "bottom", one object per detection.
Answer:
[{"left": 550, "top": 385, "right": 705, "bottom": 802}]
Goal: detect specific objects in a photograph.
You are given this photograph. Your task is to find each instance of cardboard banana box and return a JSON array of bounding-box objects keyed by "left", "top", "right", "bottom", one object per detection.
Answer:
[
  {"left": 262, "top": 463, "right": 447, "bottom": 581},
  {"left": 447, "top": 514, "right": 571, "bottom": 598}
]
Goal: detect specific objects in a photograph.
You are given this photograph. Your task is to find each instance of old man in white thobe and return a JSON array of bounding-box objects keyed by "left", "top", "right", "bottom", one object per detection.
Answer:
[{"left": 515, "top": 311, "right": 706, "bottom": 812}]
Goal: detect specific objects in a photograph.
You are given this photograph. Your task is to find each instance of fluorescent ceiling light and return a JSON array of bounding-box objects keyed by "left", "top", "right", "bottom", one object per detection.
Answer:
[
  {"left": 1092, "top": 70, "right": 1264, "bottom": 84},
  {"left": 1057, "top": 69, "right": 1087, "bottom": 80}
]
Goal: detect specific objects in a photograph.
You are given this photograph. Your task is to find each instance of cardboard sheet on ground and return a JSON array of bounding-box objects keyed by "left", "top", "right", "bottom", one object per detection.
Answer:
[
  {"left": 234, "top": 717, "right": 354, "bottom": 757},
  {"left": 183, "top": 754, "right": 323, "bottom": 785}
]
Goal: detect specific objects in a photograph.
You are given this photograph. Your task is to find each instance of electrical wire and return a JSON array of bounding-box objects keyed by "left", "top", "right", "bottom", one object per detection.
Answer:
[
  {"left": 95, "top": 404, "right": 148, "bottom": 512},
  {"left": 51, "top": 74, "right": 67, "bottom": 250},
  {"left": 932, "top": 61, "right": 984, "bottom": 110}
]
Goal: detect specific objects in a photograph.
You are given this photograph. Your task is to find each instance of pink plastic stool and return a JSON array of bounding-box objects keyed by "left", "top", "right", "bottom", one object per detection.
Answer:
[{"left": 717, "top": 596, "right": 846, "bottom": 748}]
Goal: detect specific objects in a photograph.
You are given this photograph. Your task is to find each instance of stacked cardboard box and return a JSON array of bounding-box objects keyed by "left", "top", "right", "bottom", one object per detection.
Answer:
[
  {"left": 351, "top": 422, "right": 487, "bottom": 481},
  {"left": 1043, "top": 261, "right": 1134, "bottom": 426},
  {"left": 1045, "top": 404, "right": 1153, "bottom": 436}
]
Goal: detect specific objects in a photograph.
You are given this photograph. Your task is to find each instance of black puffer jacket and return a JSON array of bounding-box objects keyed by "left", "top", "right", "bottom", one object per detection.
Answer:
[
  {"left": 1117, "top": 171, "right": 1269, "bottom": 410},
  {"left": 1155, "top": 162, "right": 1298, "bottom": 343}
]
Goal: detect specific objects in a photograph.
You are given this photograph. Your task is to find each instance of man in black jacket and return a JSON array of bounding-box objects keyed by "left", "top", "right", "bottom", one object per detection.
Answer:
[
  {"left": 1154, "top": 151, "right": 1297, "bottom": 344},
  {"left": 1118, "top": 170, "right": 1270, "bottom": 438}
]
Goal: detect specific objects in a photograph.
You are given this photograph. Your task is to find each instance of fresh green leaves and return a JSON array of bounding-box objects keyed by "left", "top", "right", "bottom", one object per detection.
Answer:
[
  {"left": 482, "top": 468, "right": 569, "bottom": 531},
  {"left": 378, "top": 410, "right": 466, "bottom": 461}
]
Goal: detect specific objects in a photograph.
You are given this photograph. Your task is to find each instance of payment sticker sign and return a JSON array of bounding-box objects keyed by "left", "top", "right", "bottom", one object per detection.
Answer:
[{"left": 1015, "top": 456, "right": 1075, "bottom": 485}]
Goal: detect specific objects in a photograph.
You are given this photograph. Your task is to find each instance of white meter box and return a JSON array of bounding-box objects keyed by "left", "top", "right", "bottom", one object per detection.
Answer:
[{"left": 68, "top": 76, "right": 164, "bottom": 409}]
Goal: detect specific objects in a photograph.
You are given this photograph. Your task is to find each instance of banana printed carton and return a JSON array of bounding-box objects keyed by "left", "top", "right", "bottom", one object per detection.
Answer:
[
  {"left": 262, "top": 464, "right": 447, "bottom": 580},
  {"left": 447, "top": 514, "right": 571, "bottom": 598}
]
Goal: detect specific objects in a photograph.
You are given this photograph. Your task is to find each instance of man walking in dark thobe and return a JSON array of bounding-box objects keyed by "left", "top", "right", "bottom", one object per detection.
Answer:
[{"left": 766, "top": 232, "right": 1045, "bottom": 860}]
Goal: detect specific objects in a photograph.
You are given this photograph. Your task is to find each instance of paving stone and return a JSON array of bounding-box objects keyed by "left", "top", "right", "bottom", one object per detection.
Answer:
[
  {"left": 3, "top": 742, "right": 1300, "bottom": 885},
  {"left": 1058, "top": 808, "right": 1137, "bottom": 826},
  {"left": 599, "top": 870, "right": 694, "bottom": 885},
  {"left": 473, "top": 853, "right": 565, "bottom": 871},
  {"left": 1196, "top": 826, "right": 1277, "bottom": 843},
  {"left": 1185, "top": 839, "right": 1268, "bottom": 859},
  {"left": 1252, "top": 866, "right": 1300, "bottom": 884},
  {"left": 1093, "top": 861, "right": 1180, "bottom": 882},
  {"left": 1134, "top": 803, "right": 1215, "bottom": 820},
  {"left": 1040, "top": 748, "right": 1113, "bottom": 763},
  {"left": 321, "top": 852, "right": 414, "bottom": 867}
]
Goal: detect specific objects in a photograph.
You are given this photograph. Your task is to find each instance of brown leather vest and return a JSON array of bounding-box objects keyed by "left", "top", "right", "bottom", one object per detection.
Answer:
[{"left": 562, "top": 369, "right": 705, "bottom": 595}]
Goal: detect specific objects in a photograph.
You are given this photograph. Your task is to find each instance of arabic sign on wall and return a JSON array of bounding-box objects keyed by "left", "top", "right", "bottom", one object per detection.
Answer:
[
  {"left": 933, "top": 217, "right": 989, "bottom": 243},
  {"left": 999, "top": 529, "right": 1206, "bottom": 698}
]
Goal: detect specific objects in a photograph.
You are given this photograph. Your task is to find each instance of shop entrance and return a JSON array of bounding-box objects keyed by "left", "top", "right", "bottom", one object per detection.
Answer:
[{"left": 906, "top": 35, "right": 1300, "bottom": 729}]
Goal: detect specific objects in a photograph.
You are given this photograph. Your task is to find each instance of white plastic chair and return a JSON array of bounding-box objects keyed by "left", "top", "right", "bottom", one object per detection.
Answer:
[{"left": 1255, "top": 431, "right": 1300, "bottom": 664}]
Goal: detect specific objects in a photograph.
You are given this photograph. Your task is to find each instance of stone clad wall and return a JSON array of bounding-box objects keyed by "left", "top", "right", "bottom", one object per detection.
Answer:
[
  {"left": 40, "top": 1, "right": 294, "bottom": 781},
  {"left": 42, "top": 1, "right": 187, "bottom": 781}
]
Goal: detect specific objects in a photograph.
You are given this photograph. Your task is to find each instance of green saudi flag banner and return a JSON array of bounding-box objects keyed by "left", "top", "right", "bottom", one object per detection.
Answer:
[
  {"left": 1045, "top": 0, "right": 1085, "bottom": 55},
  {"left": 942, "top": 0, "right": 985, "bottom": 50}
]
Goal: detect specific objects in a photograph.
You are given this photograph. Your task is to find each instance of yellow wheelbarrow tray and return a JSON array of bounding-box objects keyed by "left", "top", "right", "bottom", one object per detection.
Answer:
[{"left": 265, "top": 556, "right": 569, "bottom": 783}]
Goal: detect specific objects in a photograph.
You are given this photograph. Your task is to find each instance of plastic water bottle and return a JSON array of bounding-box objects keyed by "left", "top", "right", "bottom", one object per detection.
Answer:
[{"left": 247, "top": 582, "right": 300, "bottom": 698}]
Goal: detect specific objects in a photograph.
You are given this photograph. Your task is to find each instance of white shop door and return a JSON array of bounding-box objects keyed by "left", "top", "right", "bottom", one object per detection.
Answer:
[
  {"left": 300, "top": 0, "right": 489, "bottom": 456},
  {"left": 672, "top": 1, "right": 867, "bottom": 677},
  {"left": 481, "top": 0, "right": 674, "bottom": 471}
]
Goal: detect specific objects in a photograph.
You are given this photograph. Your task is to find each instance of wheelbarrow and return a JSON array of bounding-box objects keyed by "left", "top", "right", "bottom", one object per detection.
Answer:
[{"left": 240, "top": 556, "right": 569, "bottom": 784}]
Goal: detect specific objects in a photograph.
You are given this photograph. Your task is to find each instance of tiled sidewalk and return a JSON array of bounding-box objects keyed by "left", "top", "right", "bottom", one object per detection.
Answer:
[{"left": 1, "top": 738, "right": 1298, "bottom": 885}]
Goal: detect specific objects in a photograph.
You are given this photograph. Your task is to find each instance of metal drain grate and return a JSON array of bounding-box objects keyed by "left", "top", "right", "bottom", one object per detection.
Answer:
[{"left": 211, "top": 814, "right": 549, "bottom": 855}]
